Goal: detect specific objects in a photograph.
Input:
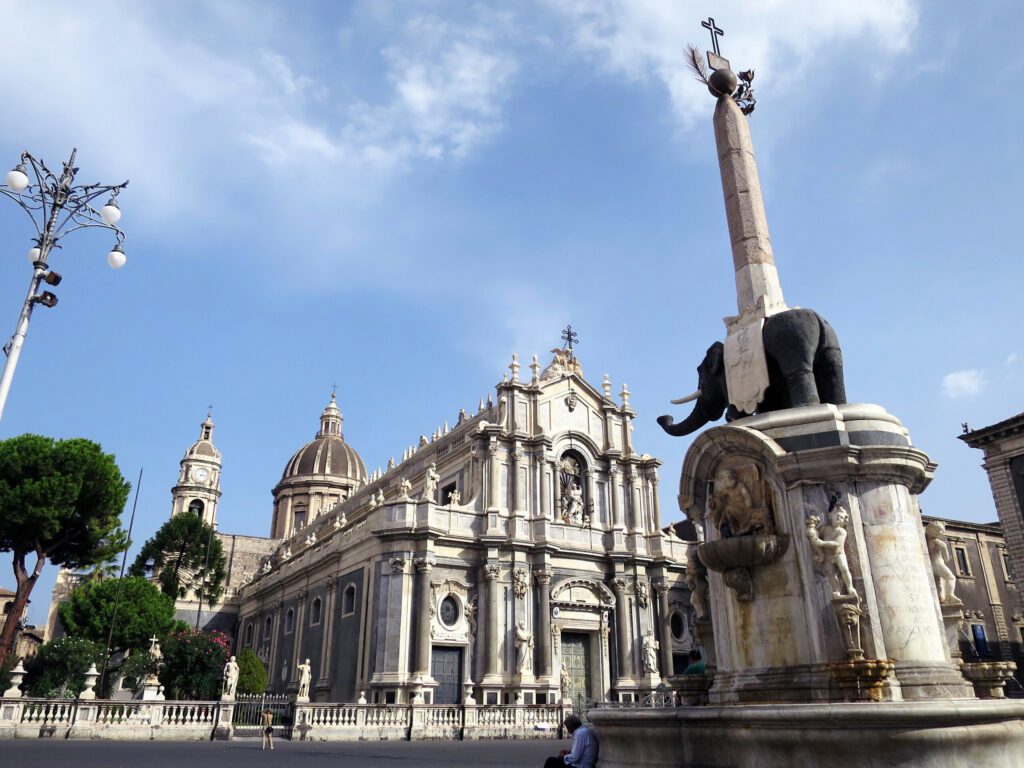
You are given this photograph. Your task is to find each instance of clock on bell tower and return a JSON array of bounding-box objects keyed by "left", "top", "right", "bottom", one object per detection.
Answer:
[{"left": 170, "top": 410, "right": 222, "bottom": 526}]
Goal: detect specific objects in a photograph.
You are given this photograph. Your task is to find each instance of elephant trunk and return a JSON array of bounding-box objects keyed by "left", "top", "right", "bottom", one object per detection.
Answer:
[{"left": 657, "top": 399, "right": 722, "bottom": 437}]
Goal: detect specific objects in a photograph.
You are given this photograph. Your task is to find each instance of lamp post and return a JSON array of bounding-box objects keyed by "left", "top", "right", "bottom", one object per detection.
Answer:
[{"left": 0, "top": 148, "right": 128, "bottom": 424}]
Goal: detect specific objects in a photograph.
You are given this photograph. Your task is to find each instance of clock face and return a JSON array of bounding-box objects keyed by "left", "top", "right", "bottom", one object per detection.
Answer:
[{"left": 192, "top": 467, "right": 210, "bottom": 483}]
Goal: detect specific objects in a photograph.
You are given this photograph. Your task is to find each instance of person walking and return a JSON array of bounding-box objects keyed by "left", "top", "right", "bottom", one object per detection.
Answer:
[
  {"left": 261, "top": 709, "right": 275, "bottom": 750},
  {"left": 543, "top": 714, "right": 598, "bottom": 768}
]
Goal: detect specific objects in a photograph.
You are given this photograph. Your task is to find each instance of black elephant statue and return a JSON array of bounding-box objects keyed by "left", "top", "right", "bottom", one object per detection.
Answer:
[{"left": 658, "top": 308, "right": 847, "bottom": 437}]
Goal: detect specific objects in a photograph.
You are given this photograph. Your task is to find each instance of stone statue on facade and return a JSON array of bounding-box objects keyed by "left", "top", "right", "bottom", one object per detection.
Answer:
[
  {"left": 222, "top": 655, "right": 239, "bottom": 699},
  {"left": 563, "top": 482, "right": 584, "bottom": 523},
  {"left": 399, "top": 478, "right": 412, "bottom": 500},
  {"left": 560, "top": 662, "right": 572, "bottom": 700},
  {"left": 925, "top": 520, "right": 961, "bottom": 605},
  {"left": 424, "top": 463, "right": 440, "bottom": 502},
  {"left": 806, "top": 497, "right": 857, "bottom": 599},
  {"left": 296, "top": 658, "right": 312, "bottom": 699},
  {"left": 515, "top": 621, "right": 534, "bottom": 673},
  {"left": 448, "top": 488, "right": 461, "bottom": 507},
  {"left": 642, "top": 634, "right": 659, "bottom": 674}
]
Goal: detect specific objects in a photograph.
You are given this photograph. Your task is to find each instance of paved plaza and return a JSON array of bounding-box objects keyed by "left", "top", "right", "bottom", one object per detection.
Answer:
[{"left": 1, "top": 737, "right": 559, "bottom": 768}]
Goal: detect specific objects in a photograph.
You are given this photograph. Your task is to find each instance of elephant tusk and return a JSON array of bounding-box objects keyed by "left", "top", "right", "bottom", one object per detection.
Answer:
[{"left": 670, "top": 389, "right": 702, "bottom": 405}]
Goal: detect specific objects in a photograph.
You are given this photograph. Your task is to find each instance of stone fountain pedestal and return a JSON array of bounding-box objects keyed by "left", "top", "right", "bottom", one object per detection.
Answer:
[{"left": 592, "top": 403, "right": 1024, "bottom": 766}]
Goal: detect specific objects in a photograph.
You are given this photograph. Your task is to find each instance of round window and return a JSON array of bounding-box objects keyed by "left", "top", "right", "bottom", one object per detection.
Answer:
[
  {"left": 670, "top": 611, "right": 685, "bottom": 641},
  {"left": 439, "top": 595, "right": 460, "bottom": 627}
]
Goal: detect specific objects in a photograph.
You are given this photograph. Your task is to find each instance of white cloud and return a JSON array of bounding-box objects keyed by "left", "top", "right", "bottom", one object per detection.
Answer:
[
  {"left": 543, "top": 0, "right": 919, "bottom": 130},
  {"left": 942, "top": 369, "right": 986, "bottom": 398}
]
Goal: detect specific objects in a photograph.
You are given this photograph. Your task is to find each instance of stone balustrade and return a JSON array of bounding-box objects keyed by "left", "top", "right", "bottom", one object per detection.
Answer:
[{"left": 1, "top": 698, "right": 571, "bottom": 742}]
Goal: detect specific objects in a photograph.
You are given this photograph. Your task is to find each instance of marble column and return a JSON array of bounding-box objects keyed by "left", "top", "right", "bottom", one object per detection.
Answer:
[
  {"left": 488, "top": 442, "right": 502, "bottom": 511},
  {"left": 291, "top": 590, "right": 307, "bottom": 684},
  {"left": 612, "top": 579, "right": 631, "bottom": 680},
  {"left": 538, "top": 454, "right": 549, "bottom": 520},
  {"left": 267, "top": 602, "right": 282, "bottom": 682},
  {"left": 317, "top": 581, "right": 337, "bottom": 687},
  {"left": 649, "top": 473, "right": 662, "bottom": 530},
  {"left": 628, "top": 472, "right": 642, "bottom": 532},
  {"left": 585, "top": 469, "right": 596, "bottom": 524},
  {"left": 551, "top": 461, "right": 561, "bottom": 521},
  {"left": 414, "top": 559, "right": 433, "bottom": 677},
  {"left": 654, "top": 582, "right": 673, "bottom": 678},
  {"left": 535, "top": 570, "right": 553, "bottom": 677},
  {"left": 484, "top": 563, "right": 501, "bottom": 677},
  {"left": 609, "top": 466, "right": 623, "bottom": 529}
]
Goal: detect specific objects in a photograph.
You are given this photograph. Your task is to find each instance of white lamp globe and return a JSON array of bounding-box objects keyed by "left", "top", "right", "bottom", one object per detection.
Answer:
[
  {"left": 6, "top": 166, "right": 29, "bottom": 192},
  {"left": 107, "top": 244, "right": 126, "bottom": 269},
  {"left": 100, "top": 197, "right": 121, "bottom": 226},
  {"left": 26, "top": 246, "right": 41, "bottom": 264}
]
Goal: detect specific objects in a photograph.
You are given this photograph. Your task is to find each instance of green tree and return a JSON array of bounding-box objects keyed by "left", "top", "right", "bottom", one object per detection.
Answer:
[
  {"left": 23, "top": 636, "right": 105, "bottom": 698},
  {"left": 159, "top": 628, "right": 230, "bottom": 700},
  {"left": 129, "top": 513, "right": 226, "bottom": 603},
  {"left": 235, "top": 647, "right": 267, "bottom": 695},
  {"left": 58, "top": 576, "right": 176, "bottom": 653},
  {"left": 0, "top": 435, "right": 130, "bottom": 668}
]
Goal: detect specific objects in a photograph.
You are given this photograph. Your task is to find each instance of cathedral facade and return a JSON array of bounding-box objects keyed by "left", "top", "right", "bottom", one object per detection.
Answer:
[{"left": 220, "top": 350, "right": 694, "bottom": 706}]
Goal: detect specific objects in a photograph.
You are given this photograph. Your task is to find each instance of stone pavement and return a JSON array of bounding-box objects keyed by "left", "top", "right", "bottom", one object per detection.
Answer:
[{"left": 1, "top": 737, "right": 560, "bottom": 768}]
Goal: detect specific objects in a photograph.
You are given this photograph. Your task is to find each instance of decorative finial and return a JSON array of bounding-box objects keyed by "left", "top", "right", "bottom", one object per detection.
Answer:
[
  {"left": 961, "top": 422, "right": 970, "bottom": 434},
  {"left": 602, "top": 374, "right": 612, "bottom": 399},
  {"left": 331, "top": 382, "right": 337, "bottom": 402},
  {"left": 530, "top": 354, "right": 540, "bottom": 384},
  {"left": 685, "top": 18, "right": 756, "bottom": 114},
  {"left": 621, "top": 382, "right": 631, "bottom": 407},
  {"left": 510, "top": 352, "right": 520, "bottom": 383}
]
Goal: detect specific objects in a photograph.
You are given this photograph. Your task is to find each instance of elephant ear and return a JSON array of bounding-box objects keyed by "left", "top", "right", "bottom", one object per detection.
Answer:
[{"left": 707, "top": 341, "right": 725, "bottom": 376}]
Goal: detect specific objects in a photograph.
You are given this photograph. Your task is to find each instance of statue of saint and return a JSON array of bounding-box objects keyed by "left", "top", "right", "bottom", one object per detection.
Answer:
[
  {"left": 423, "top": 463, "right": 440, "bottom": 502},
  {"left": 222, "top": 655, "right": 239, "bottom": 699},
  {"left": 642, "top": 634, "right": 659, "bottom": 674},
  {"left": 448, "top": 488, "right": 461, "bottom": 507},
  {"left": 296, "top": 658, "right": 312, "bottom": 699},
  {"left": 399, "top": 478, "right": 412, "bottom": 499},
  {"left": 515, "top": 621, "right": 534, "bottom": 673},
  {"left": 560, "top": 662, "right": 573, "bottom": 700},
  {"left": 925, "top": 520, "right": 961, "bottom": 605},
  {"left": 806, "top": 500, "right": 857, "bottom": 599},
  {"left": 564, "top": 483, "right": 584, "bottom": 522}
]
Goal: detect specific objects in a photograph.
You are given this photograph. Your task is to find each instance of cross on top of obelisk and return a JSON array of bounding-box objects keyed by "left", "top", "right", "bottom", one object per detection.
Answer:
[
  {"left": 701, "top": 16, "right": 729, "bottom": 71},
  {"left": 561, "top": 325, "right": 579, "bottom": 355}
]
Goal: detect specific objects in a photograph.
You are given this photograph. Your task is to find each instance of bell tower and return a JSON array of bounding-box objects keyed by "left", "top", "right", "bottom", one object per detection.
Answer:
[{"left": 170, "top": 410, "right": 222, "bottom": 525}]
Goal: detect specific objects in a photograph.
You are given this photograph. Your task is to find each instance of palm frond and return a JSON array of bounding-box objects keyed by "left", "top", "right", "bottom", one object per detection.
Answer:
[{"left": 685, "top": 44, "right": 710, "bottom": 86}]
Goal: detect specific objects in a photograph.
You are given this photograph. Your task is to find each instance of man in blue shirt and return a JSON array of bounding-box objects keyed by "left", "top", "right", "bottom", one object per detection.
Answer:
[{"left": 544, "top": 714, "right": 599, "bottom": 768}]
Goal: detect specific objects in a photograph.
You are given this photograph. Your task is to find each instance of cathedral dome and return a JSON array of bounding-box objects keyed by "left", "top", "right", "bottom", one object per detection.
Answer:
[{"left": 279, "top": 394, "right": 366, "bottom": 483}]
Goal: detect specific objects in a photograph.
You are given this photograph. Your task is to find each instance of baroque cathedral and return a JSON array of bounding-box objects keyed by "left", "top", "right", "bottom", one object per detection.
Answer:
[{"left": 167, "top": 348, "right": 695, "bottom": 706}]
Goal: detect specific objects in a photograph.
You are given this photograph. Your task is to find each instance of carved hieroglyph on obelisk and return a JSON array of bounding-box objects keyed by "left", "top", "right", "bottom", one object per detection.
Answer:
[{"left": 693, "top": 19, "right": 787, "bottom": 413}]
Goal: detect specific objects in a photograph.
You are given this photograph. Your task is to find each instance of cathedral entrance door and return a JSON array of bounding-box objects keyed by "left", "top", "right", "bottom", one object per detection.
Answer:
[
  {"left": 561, "top": 632, "right": 592, "bottom": 714},
  {"left": 431, "top": 646, "right": 463, "bottom": 704}
]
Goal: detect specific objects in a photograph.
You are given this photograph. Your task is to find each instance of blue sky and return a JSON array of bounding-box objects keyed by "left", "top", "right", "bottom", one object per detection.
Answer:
[{"left": 1, "top": 1, "right": 1021, "bottom": 624}]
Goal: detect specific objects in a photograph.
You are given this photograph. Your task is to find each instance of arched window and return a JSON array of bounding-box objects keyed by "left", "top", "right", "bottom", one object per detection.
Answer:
[
  {"left": 558, "top": 451, "right": 588, "bottom": 524},
  {"left": 244, "top": 623, "right": 254, "bottom": 646},
  {"left": 342, "top": 584, "right": 357, "bottom": 616},
  {"left": 188, "top": 499, "right": 205, "bottom": 517},
  {"left": 263, "top": 616, "right": 273, "bottom": 640},
  {"left": 310, "top": 597, "right": 322, "bottom": 626},
  {"left": 284, "top": 608, "right": 295, "bottom": 634}
]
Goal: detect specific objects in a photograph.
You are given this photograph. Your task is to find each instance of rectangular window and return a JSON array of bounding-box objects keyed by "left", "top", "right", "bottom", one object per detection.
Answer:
[
  {"left": 1002, "top": 552, "right": 1014, "bottom": 581},
  {"left": 954, "top": 546, "right": 971, "bottom": 577}
]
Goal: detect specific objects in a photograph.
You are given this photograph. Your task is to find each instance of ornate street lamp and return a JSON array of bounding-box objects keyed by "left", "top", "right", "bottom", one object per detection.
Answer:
[{"left": 0, "top": 148, "right": 128, "bottom": 423}]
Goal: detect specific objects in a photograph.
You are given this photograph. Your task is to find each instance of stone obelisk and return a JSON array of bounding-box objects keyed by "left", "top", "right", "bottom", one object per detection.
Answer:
[{"left": 713, "top": 93, "right": 787, "bottom": 326}]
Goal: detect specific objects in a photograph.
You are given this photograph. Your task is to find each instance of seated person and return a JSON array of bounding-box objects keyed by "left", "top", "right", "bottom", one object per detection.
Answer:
[
  {"left": 543, "top": 714, "right": 599, "bottom": 768},
  {"left": 682, "top": 649, "right": 705, "bottom": 675}
]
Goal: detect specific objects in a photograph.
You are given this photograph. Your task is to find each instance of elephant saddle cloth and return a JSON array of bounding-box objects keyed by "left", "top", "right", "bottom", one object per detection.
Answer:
[{"left": 724, "top": 320, "right": 770, "bottom": 415}]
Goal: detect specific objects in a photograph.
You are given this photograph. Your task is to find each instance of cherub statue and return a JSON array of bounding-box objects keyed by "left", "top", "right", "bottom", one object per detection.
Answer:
[
  {"left": 925, "top": 520, "right": 961, "bottom": 605},
  {"left": 806, "top": 495, "right": 857, "bottom": 599}
]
